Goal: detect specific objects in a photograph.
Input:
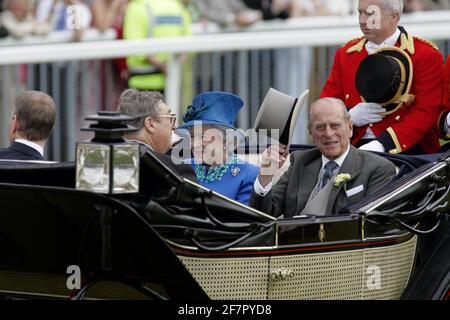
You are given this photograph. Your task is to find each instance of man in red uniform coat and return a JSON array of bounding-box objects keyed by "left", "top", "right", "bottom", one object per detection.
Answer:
[
  {"left": 437, "top": 55, "right": 450, "bottom": 151},
  {"left": 321, "top": 0, "right": 443, "bottom": 154}
]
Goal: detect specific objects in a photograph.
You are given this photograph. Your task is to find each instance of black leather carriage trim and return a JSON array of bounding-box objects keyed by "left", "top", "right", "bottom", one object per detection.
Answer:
[{"left": 169, "top": 232, "right": 415, "bottom": 258}]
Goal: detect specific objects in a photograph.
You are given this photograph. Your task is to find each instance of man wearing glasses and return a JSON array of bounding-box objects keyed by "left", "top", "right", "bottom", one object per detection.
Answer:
[
  {"left": 117, "top": 89, "right": 196, "bottom": 181},
  {"left": 118, "top": 89, "right": 176, "bottom": 154}
]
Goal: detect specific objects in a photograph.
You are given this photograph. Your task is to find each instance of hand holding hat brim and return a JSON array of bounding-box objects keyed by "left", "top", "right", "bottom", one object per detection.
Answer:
[{"left": 254, "top": 88, "right": 309, "bottom": 146}]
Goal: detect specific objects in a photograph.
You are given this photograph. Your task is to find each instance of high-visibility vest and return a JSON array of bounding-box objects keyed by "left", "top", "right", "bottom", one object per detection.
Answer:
[{"left": 124, "top": 0, "right": 191, "bottom": 90}]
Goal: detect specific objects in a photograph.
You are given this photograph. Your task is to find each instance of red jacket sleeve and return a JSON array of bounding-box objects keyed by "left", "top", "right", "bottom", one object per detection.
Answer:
[{"left": 321, "top": 48, "right": 344, "bottom": 99}]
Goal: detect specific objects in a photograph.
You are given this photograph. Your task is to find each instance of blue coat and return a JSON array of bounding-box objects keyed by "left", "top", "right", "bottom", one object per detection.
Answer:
[{"left": 192, "top": 162, "right": 259, "bottom": 206}]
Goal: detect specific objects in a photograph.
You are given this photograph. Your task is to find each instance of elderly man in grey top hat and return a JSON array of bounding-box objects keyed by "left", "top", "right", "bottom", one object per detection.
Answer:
[{"left": 250, "top": 97, "right": 396, "bottom": 218}]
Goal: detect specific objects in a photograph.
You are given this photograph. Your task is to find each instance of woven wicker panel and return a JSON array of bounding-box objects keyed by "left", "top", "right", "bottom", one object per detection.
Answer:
[
  {"left": 0, "top": 271, "right": 165, "bottom": 300},
  {"left": 269, "top": 250, "right": 363, "bottom": 300},
  {"left": 362, "top": 236, "right": 417, "bottom": 300},
  {"left": 268, "top": 236, "right": 417, "bottom": 300},
  {"left": 80, "top": 281, "right": 165, "bottom": 300},
  {"left": 178, "top": 236, "right": 417, "bottom": 300},
  {"left": 0, "top": 271, "right": 70, "bottom": 298},
  {"left": 178, "top": 256, "right": 269, "bottom": 300}
]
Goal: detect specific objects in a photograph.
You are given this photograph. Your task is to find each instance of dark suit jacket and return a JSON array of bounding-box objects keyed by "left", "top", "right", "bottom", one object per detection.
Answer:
[
  {"left": 0, "top": 141, "right": 44, "bottom": 161},
  {"left": 250, "top": 146, "right": 396, "bottom": 218},
  {"left": 137, "top": 143, "right": 197, "bottom": 182}
]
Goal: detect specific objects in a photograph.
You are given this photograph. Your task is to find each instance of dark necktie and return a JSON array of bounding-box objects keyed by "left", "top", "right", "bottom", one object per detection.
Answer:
[{"left": 320, "top": 161, "right": 338, "bottom": 190}]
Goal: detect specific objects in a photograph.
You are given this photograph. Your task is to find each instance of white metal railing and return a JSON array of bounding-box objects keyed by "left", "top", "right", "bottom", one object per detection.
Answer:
[
  {"left": 0, "top": 12, "right": 449, "bottom": 160},
  {"left": 0, "top": 15, "right": 449, "bottom": 121},
  {"left": 1, "top": 14, "right": 450, "bottom": 64},
  {"left": 2, "top": 11, "right": 448, "bottom": 48}
]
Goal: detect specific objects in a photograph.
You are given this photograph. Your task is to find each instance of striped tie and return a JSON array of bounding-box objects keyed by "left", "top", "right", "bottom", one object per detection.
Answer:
[{"left": 320, "top": 161, "right": 338, "bottom": 190}]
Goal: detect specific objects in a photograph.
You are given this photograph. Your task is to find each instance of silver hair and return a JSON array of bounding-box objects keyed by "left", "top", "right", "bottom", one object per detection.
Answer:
[
  {"left": 308, "top": 97, "right": 351, "bottom": 129},
  {"left": 117, "top": 89, "right": 165, "bottom": 129},
  {"left": 381, "top": 0, "right": 404, "bottom": 14}
]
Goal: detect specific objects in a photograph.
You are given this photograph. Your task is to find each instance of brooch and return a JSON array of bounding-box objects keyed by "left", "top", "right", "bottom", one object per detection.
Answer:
[{"left": 231, "top": 167, "right": 240, "bottom": 177}]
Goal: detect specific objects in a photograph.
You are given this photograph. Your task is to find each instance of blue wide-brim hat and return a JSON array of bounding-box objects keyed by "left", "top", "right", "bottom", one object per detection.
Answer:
[{"left": 177, "top": 91, "right": 244, "bottom": 130}]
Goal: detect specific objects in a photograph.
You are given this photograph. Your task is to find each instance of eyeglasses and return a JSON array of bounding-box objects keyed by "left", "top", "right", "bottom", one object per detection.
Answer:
[{"left": 157, "top": 113, "right": 177, "bottom": 126}]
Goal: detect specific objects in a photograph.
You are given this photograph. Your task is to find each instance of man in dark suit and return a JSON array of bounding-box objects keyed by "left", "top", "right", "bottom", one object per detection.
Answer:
[
  {"left": 250, "top": 97, "right": 396, "bottom": 218},
  {"left": 0, "top": 90, "right": 56, "bottom": 161},
  {"left": 117, "top": 89, "right": 196, "bottom": 181}
]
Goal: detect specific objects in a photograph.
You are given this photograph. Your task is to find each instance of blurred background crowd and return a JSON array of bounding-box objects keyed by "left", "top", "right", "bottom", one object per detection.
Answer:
[
  {"left": 0, "top": 0, "right": 449, "bottom": 161},
  {"left": 1, "top": 0, "right": 449, "bottom": 41}
]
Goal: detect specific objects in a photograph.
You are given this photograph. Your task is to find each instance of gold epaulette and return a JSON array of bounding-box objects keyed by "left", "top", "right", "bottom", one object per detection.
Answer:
[
  {"left": 344, "top": 37, "right": 366, "bottom": 53},
  {"left": 414, "top": 36, "right": 439, "bottom": 51},
  {"left": 400, "top": 32, "right": 415, "bottom": 55}
]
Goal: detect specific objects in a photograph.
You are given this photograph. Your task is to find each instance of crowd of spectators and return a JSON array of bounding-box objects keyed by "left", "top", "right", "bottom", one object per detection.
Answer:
[
  {"left": 0, "top": 0, "right": 449, "bottom": 41},
  {"left": 0, "top": 0, "right": 448, "bottom": 153}
]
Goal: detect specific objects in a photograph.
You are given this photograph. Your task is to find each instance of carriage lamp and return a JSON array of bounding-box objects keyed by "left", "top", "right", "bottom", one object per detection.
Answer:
[{"left": 76, "top": 111, "right": 140, "bottom": 194}]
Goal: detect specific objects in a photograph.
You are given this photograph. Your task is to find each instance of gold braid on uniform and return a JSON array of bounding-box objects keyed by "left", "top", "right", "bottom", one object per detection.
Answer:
[
  {"left": 400, "top": 32, "right": 415, "bottom": 55},
  {"left": 414, "top": 36, "right": 439, "bottom": 51},
  {"left": 345, "top": 37, "right": 366, "bottom": 53}
]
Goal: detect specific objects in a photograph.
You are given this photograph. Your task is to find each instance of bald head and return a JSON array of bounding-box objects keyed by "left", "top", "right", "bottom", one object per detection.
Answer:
[
  {"left": 308, "top": 98, "right": 350, "bottom": 129},
  {"left": 308, "top": 98, "right": 353, "bottom": 160}
]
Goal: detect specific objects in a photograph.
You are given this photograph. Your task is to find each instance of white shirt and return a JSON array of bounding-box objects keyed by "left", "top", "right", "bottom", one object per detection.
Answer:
[
  {"left": 320, "top": 145, "right": 350, "bottom": 173},
  {"left": 253, "top": 145, "right": 351, "bottom": 197},
  {"left": 15, "top": 139, "right": 44, "bottom": 157},
  {"left": 365, "top": 28, "right": 401, "bottom": 55}
]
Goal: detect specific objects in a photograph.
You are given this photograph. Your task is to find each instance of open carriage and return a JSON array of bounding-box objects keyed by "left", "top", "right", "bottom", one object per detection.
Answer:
[
  {"left": 0, "top": 137, "right": 448, "bottom": 300},
  {"left": 0, "top": 110, "right": 446, "bottom": 301}
]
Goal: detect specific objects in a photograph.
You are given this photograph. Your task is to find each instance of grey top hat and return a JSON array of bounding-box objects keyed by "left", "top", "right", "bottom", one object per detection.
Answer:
[{"left": 254, "top": 88, "right": 309, "bottom": 146}]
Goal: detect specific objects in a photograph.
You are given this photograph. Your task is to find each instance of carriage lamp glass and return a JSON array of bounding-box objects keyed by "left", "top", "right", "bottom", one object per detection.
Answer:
[
  {"left": 112, "top": 144, "right": 139, "bottom": 193},
  {"left": 76, "top": 143, "right": 110, "bottom": 193},
  {"left": 76, "top": 142, "right": 140, "bottom": 194}
]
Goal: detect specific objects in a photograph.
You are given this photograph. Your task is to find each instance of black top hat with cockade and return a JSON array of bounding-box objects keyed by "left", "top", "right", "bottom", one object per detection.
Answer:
[{"left": 355, "top": 46, "right": 414, "bottom": 115}]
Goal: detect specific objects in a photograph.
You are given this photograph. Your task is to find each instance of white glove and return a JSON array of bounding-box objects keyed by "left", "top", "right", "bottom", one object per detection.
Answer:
[
  {"left": 359, "top": 140, "right": 386, "bottom": 153},
  {"left": 349, "top": 103, "right": 386, "bottom": 127},
  {"left": 446, "top": 112, "right": 450, "bottom": 134}
]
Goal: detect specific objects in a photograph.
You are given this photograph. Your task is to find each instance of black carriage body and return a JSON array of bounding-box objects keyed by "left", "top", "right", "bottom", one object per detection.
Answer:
[{"left": 0, "top": 147, "right": 448, "bottom": 300}]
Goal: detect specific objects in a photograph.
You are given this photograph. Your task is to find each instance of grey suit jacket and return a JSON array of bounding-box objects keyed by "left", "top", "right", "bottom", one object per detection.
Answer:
[{"left": 249, "top": 146, "right": 396, "bottom": 218}]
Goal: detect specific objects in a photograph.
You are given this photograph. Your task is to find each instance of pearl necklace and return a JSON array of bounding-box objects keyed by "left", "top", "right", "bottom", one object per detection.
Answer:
[{"left": 194, "top": 155, "right": 239, "bottom": 183}]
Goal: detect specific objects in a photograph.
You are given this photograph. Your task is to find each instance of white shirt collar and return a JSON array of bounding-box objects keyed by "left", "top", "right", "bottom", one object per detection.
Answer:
[
  {"left": 321, "top": 145, "right": 351, "bottom": 170},
  {"left": 365, "top": 28, "right": 401, "bottom": 54},
  {"left": 14, "top": 139, "right": 44, "bottom": 157}
]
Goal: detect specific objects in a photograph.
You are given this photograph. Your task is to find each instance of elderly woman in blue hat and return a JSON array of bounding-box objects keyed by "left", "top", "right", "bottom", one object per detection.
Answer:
[{"left": 177, "top": 91, "right": 259, "bottom": 205}]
